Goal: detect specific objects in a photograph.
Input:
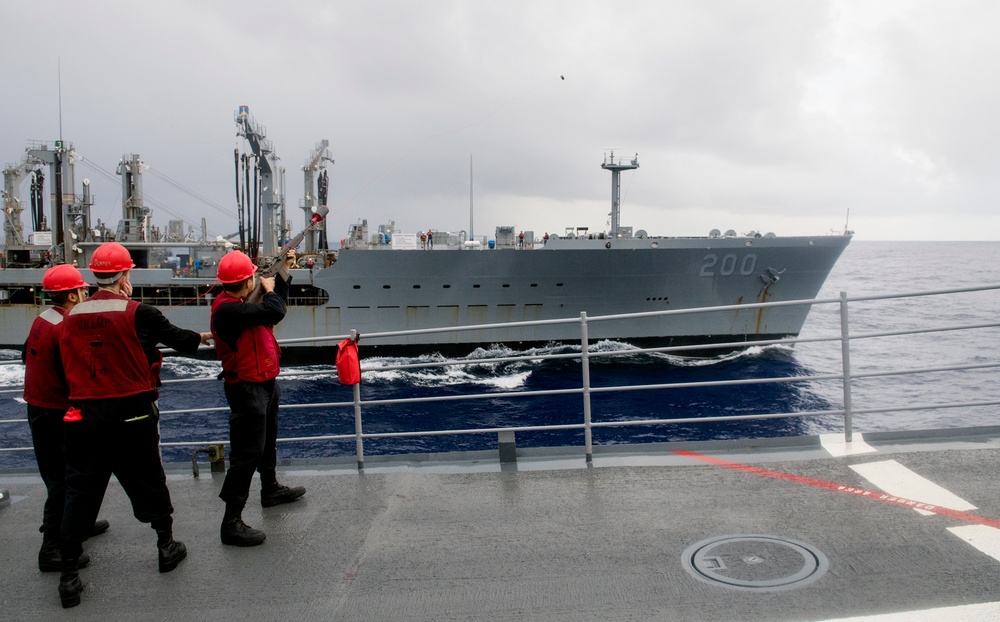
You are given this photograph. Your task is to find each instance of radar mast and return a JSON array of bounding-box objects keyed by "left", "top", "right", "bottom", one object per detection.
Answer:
[{"left": 601, "top": 151, "right": 639, "bottom": 237}]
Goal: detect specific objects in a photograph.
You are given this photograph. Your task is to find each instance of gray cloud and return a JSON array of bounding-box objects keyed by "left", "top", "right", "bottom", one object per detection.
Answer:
[{"left": 2, "top": 0, "right": 998, "bottom": 241}]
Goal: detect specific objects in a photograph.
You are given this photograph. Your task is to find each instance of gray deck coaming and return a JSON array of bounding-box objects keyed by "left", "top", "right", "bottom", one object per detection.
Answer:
[{"left": 2, "top": 426, "right": 999, "bottom": 621}]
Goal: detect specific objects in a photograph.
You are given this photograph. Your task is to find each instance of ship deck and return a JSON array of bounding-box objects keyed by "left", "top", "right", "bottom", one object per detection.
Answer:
[{"left": 3, "top": 427, "right": 1000, "bottom": 621}]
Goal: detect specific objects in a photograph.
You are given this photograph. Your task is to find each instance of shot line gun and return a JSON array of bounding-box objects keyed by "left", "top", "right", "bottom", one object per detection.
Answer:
[{"left": 246, "top": 204, "right": 329, "bottom": 303}]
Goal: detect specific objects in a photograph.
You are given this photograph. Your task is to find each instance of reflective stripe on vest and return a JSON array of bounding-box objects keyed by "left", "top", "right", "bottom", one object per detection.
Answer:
[
  {"left": 69, "top": 298, "right": 129, "bottom": 314},
  {"left": 39, "top": 307, "right": 64, "bottom": 326}
]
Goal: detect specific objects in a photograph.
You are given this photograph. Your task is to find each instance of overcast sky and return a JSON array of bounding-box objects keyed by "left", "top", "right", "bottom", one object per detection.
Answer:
[{"left": 3, "top": 0, "right": 999, "bottom": 242}]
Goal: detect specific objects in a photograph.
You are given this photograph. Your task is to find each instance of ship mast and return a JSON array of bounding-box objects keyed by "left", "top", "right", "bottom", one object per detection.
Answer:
[{"left": 600, "top": 151, "right": 639, "bottom": 237}]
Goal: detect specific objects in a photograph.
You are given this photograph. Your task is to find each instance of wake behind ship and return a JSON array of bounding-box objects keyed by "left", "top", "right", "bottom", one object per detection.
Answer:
[{"left": 0, "top": 111, "right": 851, "bottom": 357}]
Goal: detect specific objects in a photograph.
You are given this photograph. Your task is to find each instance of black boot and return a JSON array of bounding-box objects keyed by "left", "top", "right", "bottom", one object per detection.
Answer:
[
  {"left": 58, "top": 558, "right": 84, "bottom": 609},
  {"left": 220, "top": 516, "right": 266, "bottom": 547},
  {"left": 39, "top": 537, "right": 90, "bottom": 573},
  {"left": 90, "top": 519, "right": 110, "bottom": 537},
  {"left": 158, "top": 539, "right": 187, "bottom": 573},
  {"left": 261, "top": 483, "right": 306, "bottom": 508},
  {"left": 156, "top": 528, "right": 187, "bottom": 573}
]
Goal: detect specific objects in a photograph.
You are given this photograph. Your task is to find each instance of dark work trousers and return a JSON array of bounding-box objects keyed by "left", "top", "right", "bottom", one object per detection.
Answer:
[
  {"left": 27, "top": 404, "right": 72, "bottom": 539},
  {"left": 60, "top": 404, "right": 173, "bottom": 559},
  {"left": 219, "top": 379, "right": 280, "bottom": 513}
]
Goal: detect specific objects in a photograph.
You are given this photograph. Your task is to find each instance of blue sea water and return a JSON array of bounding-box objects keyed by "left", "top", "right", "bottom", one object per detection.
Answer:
[{"left": 2, "top": 240, "right": 999, "bottom": 468}]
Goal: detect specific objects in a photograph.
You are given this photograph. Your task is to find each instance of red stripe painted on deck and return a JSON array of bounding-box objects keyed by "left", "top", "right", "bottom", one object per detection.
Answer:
[{"left": 671, "top": 450, "right": 1000, "bottom": 530}]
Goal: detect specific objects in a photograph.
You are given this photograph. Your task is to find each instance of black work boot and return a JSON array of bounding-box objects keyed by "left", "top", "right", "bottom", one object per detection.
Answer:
[
  {"left": 155, "top": 528, "right": 187, "bottom": 573},
  {"left": 261, "top": 483, "right": 306, "bottom": 508},
  {"left": 157, "top": 539, "right": 187, "bottom": 573},
  {"left": 58, "top": 558, "right": 84, "bottom": 609},
  {"left": 39, "top": 537, "right": 90, "bottom": 573},
  {"left": 90, "top": 519, "right": 110, "bottom": 537},
  {"left": 220, "top": 516, "right": 266, "bottom": 547}
]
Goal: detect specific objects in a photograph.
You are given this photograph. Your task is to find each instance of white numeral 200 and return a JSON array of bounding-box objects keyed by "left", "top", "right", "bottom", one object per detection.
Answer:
[{"left": 700, "top": 253, "right": 757, "bottom": 277}]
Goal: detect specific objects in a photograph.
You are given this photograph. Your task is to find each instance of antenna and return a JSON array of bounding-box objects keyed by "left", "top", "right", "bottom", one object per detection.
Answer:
[
  {"left": 469, "top": 153, "right": 474, "bottom": 240},
  {"left": 58, "top": 58, "right": 63, "bottom": 144}
]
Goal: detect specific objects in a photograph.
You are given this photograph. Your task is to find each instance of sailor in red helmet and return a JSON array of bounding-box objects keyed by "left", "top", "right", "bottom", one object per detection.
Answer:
[
  {"left": 210, "top": 249, "right": 305, "bottom": 547},
  {"left": 56, "top": 242, "right": 212, "bottom": 608},
  {"left": 23, "top": 264, "right": 109, "bottom": 573}
]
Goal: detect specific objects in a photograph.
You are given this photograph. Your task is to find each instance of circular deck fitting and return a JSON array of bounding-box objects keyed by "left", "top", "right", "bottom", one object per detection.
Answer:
[{"left": 682, "top": 535, "right": 829, "bottom": 592}]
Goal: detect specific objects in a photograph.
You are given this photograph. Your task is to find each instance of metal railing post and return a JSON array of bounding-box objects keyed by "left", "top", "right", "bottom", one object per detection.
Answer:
[
  {"left": 839, "top": 291, "right": 854, "bottom": 442},
  {"left": 353, "top": 383, "right": 364, "bottom": 470},
  {"left": 351, "top": 329, "right": 365, "bottom": 470},
  {"left": 580, "top": 312, "right": 593, "bottom": 462}
]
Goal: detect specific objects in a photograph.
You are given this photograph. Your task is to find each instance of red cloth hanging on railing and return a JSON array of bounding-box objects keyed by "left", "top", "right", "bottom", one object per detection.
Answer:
[{"left": 336, "top": 339, "right": 361, "bottom": 385}]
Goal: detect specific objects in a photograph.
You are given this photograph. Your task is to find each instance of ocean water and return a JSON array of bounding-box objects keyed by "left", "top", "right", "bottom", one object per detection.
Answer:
[{"left": 2, "top": 240, "right": 999, "bottom": 468}]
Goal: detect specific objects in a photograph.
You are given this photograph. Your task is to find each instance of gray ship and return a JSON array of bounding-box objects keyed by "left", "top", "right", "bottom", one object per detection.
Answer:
[{"left": 1, "top": 112, "right": 851, "bottom": 359}]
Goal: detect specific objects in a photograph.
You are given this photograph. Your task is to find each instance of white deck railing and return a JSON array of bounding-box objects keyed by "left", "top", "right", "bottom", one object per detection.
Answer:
[{"left": 3, "top": 284, "right": 1000, "bottom": 469}]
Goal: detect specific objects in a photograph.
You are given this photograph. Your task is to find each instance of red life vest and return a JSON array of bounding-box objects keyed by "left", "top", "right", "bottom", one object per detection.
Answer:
[
  {"left": 211, "top": 292, "right": 281, "bottom": 383},
  {"left": 61, "top": 290, "right": 161, "bottom": 400},
  {"left": 23, "top": 307, "right": 71, "bottom": 409}
]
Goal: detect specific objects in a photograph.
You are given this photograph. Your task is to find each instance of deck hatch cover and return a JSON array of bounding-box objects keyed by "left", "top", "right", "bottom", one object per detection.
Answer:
[{"left": 682, "top": 535, "right": 828, "bottom": 591}]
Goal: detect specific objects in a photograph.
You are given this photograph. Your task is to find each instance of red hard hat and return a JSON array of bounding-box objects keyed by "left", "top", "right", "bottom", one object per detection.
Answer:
[
  {"left": 89, "top": 242, "right": 135, "bottom": 272},
  {"left": 42, "top": 264, "right": 88, "bottom": 293},
  {"left": 217, "top": 251, "right": 258, "bottom": 284}
]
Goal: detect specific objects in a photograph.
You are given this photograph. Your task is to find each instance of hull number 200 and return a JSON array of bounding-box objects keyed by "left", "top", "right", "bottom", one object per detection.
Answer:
[{"left": 700, "top": 253, "right": 757, "bottom": 277}]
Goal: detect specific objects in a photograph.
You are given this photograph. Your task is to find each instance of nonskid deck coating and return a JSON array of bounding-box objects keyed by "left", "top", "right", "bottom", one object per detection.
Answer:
[{"left": 2, "top": 429, "right": 1000, "bottom": 621}]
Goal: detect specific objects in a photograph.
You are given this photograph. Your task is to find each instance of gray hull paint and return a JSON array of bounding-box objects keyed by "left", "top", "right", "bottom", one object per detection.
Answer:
[
  {"left": 311, "top": 234, "right": 850, "bottom": 348},
  {"left": 0, "top": 234, "right": 850, "bottom": 356}
]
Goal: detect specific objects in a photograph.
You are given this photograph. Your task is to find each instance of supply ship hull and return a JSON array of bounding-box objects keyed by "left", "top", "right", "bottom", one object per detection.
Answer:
[
  {"left": 0, "top": 231, "right": 850, "bottom": 358},
  {"left": 311, "top": 233, "right": 849, "bottom": 352}
]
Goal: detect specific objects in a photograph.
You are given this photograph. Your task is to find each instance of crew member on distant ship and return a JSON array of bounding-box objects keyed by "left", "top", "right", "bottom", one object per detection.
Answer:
[
  {"left": 56, "top": 242, "right": 211, "bottom": 609},
  {"left": 427, "top": 229, "right": 433, "bottom": 249},
  {"left": 518, "top": 231, "right": 525, "bottom": 249},
  {"left": 22, "top": 264, "right": 109, "bottom": 574},
  {"left": 211, "top": 250, "right": 305, "bottom": 548}
]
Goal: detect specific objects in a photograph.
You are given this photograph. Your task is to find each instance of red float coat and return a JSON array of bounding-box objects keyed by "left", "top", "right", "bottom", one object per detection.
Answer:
[
  {"left": 60, "top": 290, "right": 162, "bottom": 400},
  {"left": 211, "top": 292, "right": 281, "bottom": 383},
  {"left": 23, "top": 307, "right": 71, "bottom": 409}
]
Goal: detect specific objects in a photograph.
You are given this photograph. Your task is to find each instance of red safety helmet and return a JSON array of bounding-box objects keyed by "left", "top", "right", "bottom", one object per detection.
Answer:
[
  {"left": 217, "top": 251, "right": 258, "bottom": 284},
  {"left": 41, "top": 264, "right": 88, "bottom": 293},
  {"left": 89, "top": 242, "right": 135, "bottom": 272}
]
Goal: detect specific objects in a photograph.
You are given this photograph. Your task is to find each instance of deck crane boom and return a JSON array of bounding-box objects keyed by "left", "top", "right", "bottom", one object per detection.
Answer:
[
  {"left": 301, "top": 139, "right": 333, "bottom": 253},
  {"left": 235, "top": 106, "right": 284, "bottom": 257}
]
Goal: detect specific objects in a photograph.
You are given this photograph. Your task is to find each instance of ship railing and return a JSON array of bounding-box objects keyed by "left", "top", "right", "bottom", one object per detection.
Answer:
[{"left": 2, "top": 283, "right": 1000, "bottom": 469}]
